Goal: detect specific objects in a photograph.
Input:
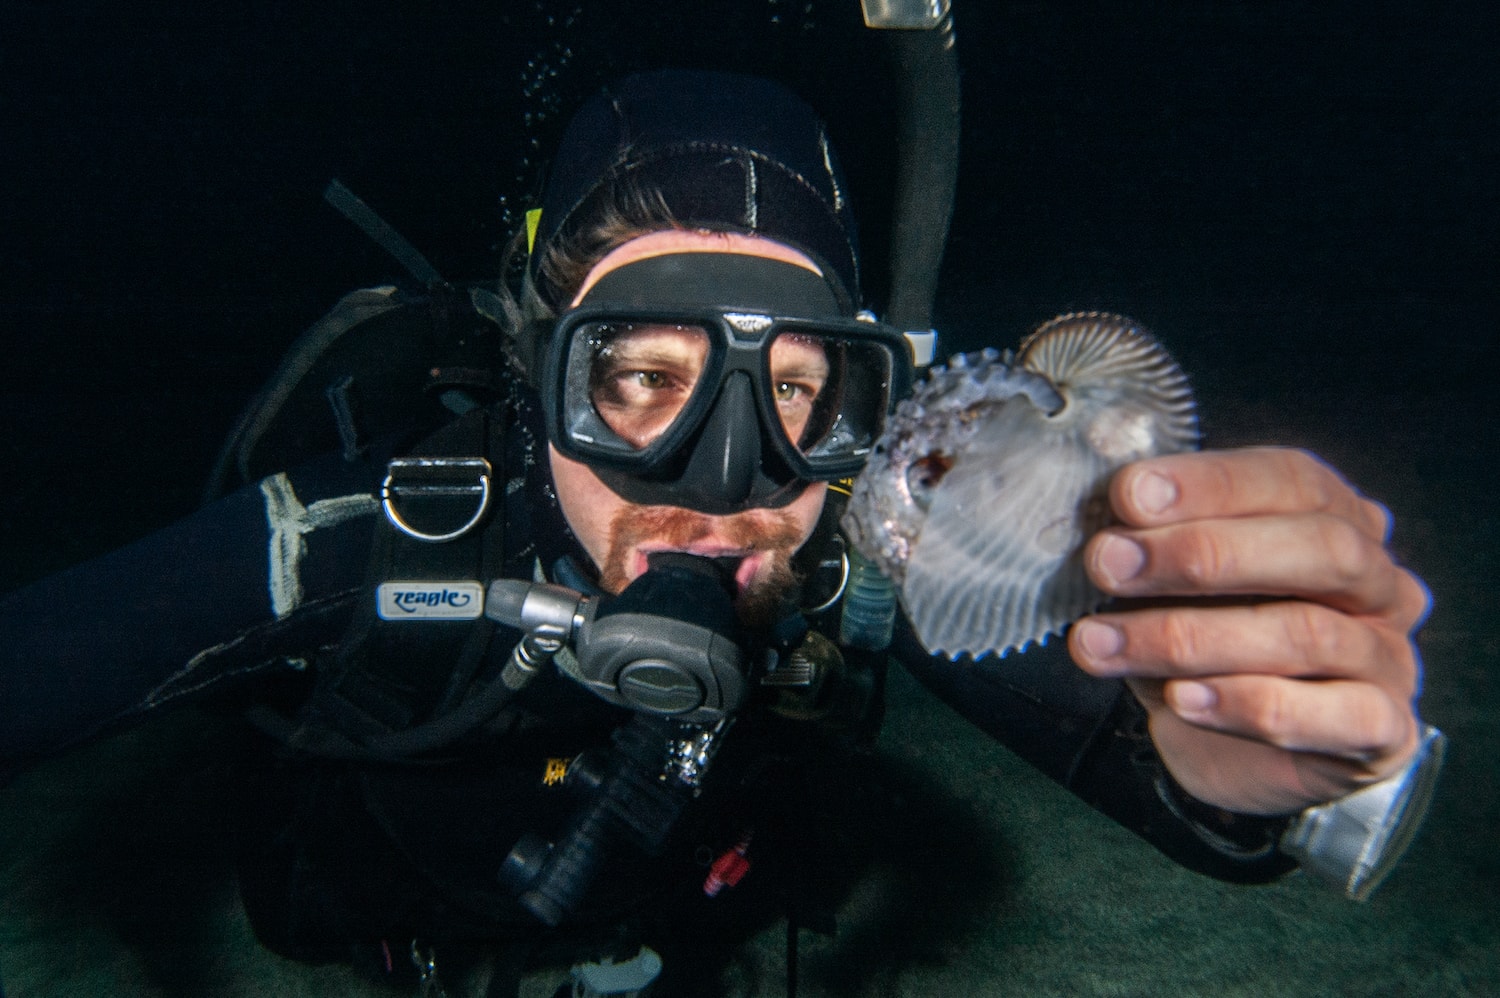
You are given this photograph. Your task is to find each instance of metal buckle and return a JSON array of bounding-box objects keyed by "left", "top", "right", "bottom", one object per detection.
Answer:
[
  {"left": 381, "top": 456, "right": 492, "bottom": 543},
  {"left": 862, "top": 0, "right": 950, "bottom": 29}
]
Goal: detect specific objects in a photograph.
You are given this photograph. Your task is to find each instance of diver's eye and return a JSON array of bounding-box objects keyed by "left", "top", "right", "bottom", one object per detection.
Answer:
[
  {"left": 634, "top": 371, "right": 668, "bottom": 389},
  {"left": 595, "top": 366, "right": 693, "bottom": 408}
]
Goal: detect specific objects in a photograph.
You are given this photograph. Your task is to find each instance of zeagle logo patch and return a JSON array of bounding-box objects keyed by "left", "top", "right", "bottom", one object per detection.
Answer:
[{"left": 376, "top": 581, "right": 485, "bottom": 620}]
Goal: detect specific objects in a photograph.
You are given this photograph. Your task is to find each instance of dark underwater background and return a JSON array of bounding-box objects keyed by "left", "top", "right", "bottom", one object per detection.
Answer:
[{"left": 1, "top": 1, "right": 1495, "bottom": 994}]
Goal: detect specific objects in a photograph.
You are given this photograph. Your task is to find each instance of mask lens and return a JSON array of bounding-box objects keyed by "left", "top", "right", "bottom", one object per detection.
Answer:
[
  {"left": 585, "top": 322, "right": 713, "bottom": 449},
  {"left": 766, "top": 329, "right": 834, "bottom": 448},
  {"left": 769, "top": 325, "right": 896, "bottom": 464}
]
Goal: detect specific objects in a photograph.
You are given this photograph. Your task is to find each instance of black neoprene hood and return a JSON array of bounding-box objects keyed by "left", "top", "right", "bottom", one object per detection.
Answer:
[{"left": 529, "top": 69, "right": 862, "bottom": 313}]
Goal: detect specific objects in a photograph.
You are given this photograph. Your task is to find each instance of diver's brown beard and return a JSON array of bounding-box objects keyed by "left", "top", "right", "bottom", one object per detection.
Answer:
[{"left": 599, "top": 506, "right": 806, "bottom": 630}]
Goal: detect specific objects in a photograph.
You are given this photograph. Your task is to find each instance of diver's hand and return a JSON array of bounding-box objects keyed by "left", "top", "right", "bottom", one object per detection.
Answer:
[{"left": 1067, "top": 447, "right": 1429, "bottom": 816}]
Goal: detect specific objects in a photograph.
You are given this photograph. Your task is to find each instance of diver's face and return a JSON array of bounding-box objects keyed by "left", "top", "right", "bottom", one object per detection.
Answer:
[{"left": 549, "top": 230, "right": 830, "bottom": 611}]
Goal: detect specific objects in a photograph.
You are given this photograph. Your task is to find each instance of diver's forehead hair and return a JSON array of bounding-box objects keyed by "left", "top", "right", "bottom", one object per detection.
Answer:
[{"left": 572, "top": 231, "right": 823, "bottom": 306}]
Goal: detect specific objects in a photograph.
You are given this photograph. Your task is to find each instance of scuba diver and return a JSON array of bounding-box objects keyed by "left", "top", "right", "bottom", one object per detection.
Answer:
[{"left": 0, "top": 46, "right": 1441, "bottom": 998}]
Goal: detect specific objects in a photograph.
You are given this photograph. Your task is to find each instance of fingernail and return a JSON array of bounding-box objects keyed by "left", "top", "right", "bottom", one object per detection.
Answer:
[
  {"left": 1096, "top": 535, "right": 1146, "bottom": 585},
  {"left": 1074, "top": 619, "right": 1124, "bottom": 663},
  {"left": 1133, "top": 471, "right": 1178, "bottom": 515},
  {"left": 1170, "top": 681, "right": 1218, "bottom": 719}
]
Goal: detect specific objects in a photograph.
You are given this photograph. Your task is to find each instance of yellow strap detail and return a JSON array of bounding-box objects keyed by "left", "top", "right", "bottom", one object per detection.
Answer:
[{"left": 526, "top": 208, "right": 543, "bottom": 255}]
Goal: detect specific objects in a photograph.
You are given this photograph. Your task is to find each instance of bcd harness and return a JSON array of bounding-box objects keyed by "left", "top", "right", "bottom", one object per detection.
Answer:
[{"left": 189, "top": 183, "right": 892, "bottom": 975}]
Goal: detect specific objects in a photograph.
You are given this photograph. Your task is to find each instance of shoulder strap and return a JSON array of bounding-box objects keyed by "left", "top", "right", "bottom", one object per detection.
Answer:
[
  {"left": 204, "top": 284, "right": 509, "bottom": 503},
  {"left": 294, "top": 405, "right": 520, "bottom": 754}
]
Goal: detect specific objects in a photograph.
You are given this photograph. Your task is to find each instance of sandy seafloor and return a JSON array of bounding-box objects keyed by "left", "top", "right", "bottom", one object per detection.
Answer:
[{"left": 1, "top": 1, "right": 1495, "bottom": 994}]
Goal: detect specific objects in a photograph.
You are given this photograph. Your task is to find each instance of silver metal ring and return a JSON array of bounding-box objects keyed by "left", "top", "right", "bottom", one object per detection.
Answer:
[{"left": 381, "top": 456, "right": 493, "bottom": 543}]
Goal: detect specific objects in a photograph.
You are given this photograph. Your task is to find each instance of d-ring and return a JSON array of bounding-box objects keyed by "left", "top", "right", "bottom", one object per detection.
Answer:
[{"left": 381, "top": 456, "right": 493, "bottom": 542}]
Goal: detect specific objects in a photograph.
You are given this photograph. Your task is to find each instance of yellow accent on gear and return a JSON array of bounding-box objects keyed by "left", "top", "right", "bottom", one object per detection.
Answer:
[{"left": 526, "top": 208, "right": 543, "bottom": 255}]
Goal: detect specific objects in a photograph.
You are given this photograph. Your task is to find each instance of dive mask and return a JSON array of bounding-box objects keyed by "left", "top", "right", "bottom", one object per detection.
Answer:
[{"left": 543, "top": 252, "right": 914, "bottom": 514}]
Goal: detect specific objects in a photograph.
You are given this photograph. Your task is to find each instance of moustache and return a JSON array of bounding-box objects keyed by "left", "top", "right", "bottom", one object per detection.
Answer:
[
  {"left": 599, "top": 505, "right": 808, "bottom": 603},
  {"left": 607, "top": 506, "right": 807, "bottom": 554}
]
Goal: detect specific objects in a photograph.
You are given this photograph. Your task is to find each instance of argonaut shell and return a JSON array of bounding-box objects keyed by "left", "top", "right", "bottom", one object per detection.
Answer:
[{"left": 842, "top": 312, "right": 1198, "bottom": 659}]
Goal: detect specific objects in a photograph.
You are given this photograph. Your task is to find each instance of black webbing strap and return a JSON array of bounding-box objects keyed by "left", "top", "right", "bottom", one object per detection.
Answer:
[
  {"left": 323, "top": 179, "right": 445, "bottom": 288},
  {"left": 308, "top": 406, "right": 515, "bottom": 752}
]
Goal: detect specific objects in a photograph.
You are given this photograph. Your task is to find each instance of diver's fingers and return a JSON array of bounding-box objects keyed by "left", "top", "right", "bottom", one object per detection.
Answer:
[
  {"left": 1070, "top": 602, "right": 1417, "bottom": 697},
  {"left": 1163, "top": 673, "right": 1415, "bottom": 772},
  {"left": 1129, "top": 681, "right": 1415, "bottom": 814},
  {"left": 1111, "top": 447, "right": 1392, "bottom": 542},
  {"left": 1083, "top": 511, "right": 1430, "bottom": 623}
]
